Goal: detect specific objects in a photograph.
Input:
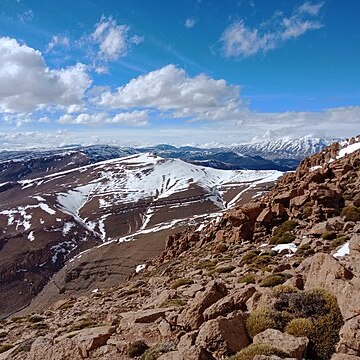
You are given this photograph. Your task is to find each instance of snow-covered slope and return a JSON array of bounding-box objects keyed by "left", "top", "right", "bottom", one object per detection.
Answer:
[{"left": 231, "top": 136, "right": 335, "bottom": 160}]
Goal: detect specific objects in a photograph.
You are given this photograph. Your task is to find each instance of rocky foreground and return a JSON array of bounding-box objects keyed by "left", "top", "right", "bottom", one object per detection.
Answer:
[{"left": 1, "top": 137, "right": 360, "bottom": 359}]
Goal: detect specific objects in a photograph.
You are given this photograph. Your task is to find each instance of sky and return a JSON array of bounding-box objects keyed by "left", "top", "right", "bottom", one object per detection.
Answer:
[{"left": 0, "top": 0, "right": 359, "bottom": 149}]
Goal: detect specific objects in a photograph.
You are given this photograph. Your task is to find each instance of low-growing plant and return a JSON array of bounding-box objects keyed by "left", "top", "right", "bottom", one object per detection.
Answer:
[
  {"left": 210, "top": 265, "right": 235, "bottom": 274},
  {"left": 141, "top": 342, "right": 176, "bottom": 360},
  {"left": 171, "top": 278, "right": 194, "bottom": 289},
  {"left": 245, "top": 307, "right": 293, "bottom": 338},
  {"left": 296, "top": 244, "right": 315, "bottom": 257},
  {"left": 260, "top": 273, "right": 291, "bottom": 287},
  {"left": 159, "top": 298, "right": 187, "bottom": 308},
  {"left": 321, "top": 231, "right": 337, "bottom": 240},
  {"left": 238, "top": 273, "right": 256, "bottom": 284},
  {"left": 0, "top": 344, "right": 13, "bottom": 354},
  {"left": 332, "top": 235, "right": 349, "bottom": 248},
  {"left": 341, "top": 205, "right": 360, "bottom": 221},
  {"left": 240, "top": 250, "right": 261, "bottom": 265},
  {"left": 286, "top": 317, "right": 314, "bottom": 337},
  {"left": 270, "top": 220, "right": 298, "bottom": 245},
  {"left": 128, "top": 340, "right": 149, "bottom": 358},
  {"left": 227, "top": 344, "right": 289, "bottom": 360},
  {"left": 272, "top": 285, "right": 298, "bottom": 298}
]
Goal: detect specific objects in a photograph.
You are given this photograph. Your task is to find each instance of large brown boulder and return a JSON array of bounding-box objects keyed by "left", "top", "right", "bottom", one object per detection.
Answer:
[
  {"left": 331, "top": 354, "right": 360, "bottom": 360},
  {"left": 337, "top": 317, "right": 360, "bottom": 356},
  {"left": 304, "top": 253, "right": 358, "bottom": 319},
  {"left": 195, "top": 312, "right": 250, "bottom": 357},
  {"left": 177, "top": 280, "right": 228, "bottom": 330},
  {"left": 253, "top": 329, "right": 308, "bottom": 360},
  {"left": 203, "top": 286, "right": 256, "bottom": 321}
]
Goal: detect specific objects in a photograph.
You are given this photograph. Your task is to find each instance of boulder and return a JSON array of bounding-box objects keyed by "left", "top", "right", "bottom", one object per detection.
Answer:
[
  {"left": 120, "top": 307, "right": 175, "bottom": 328},
  {"left": 177, "top": 280, "right": 228, "bottom": 330},
  {"left": 350, "top": 234, "right": 360, "bottom": 275},
  {"left": 253, "top": 329, "right": 308, "bottom": 360},
  {"left": 158, "top": 347, "right": 215, "bottom": 360},
  {"left": 304, "top": 253, "right": 358, "bottom": 319},
  {"left": 256, "top": 208, "right": 274, "bottom": 224},
  {"left": 337, "top": 317, "right": 360, "bottom": 356},
  {"left": 203, "top": 286, "right": 256, "bottom": 321},
  {"left": 195, "top": 312, "right": 249, "bottom": 357},
  {"left": 74, "top": 326, "right": 113, "bottom": 357},
  {"left": 331, "top": 355, "right": 360, "bottom": 360},
  {"left": 27, "top": 337, "right": 83, "bottom": 360}
]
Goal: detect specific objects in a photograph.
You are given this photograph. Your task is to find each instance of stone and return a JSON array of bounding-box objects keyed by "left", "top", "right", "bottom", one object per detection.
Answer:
[
  {"left": 120, "top": 307, "right": 175, "bottom": 328},
  {"left": 253, "top": 329, "right": 308, "bottom": 360},
  {"left": 254, "top": 357, "right": 297, "bottom": 360},
  {"left": 256, "top": 208, "right": 274, "bottom": 223},
  {"left": 158, "top": 319, "right": 172, "bottom": 338},
  {"left": 177, "top": 280, "right": 228, "bottom": 330},
  {"left": 304, "top": 253, "right": 358, "bottom": 319},
  {"left": 350, "top": 234, "right": 360, "bottom": 275},
  {"left": 337, "top": 317, "right": 360, "bottom": 356},
  {"left": 74, "top": 325, "right": 113, "bottom": 357},
  {"left": 195, "top": 312, "right": 249, "bottom": 357},
  {"left": 331, "top": 355, "right": 360, "bottom": 360},
  {"left": 27, "top": 337, "right": 83, "bottom": 360},
  {"left": 203, "top": 286, "right": 256, "bottom": 321}
]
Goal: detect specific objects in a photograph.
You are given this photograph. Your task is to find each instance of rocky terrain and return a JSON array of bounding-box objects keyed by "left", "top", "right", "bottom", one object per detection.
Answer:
[
  {"left": 0, "top": 136, "right": 360, "bottom": 360},
  {"left": 0, "top": 153, "right": 280, "bottom": 318}
]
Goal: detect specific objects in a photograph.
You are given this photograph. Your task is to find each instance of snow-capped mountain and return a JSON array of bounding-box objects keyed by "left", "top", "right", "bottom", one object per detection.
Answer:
[
  {"left": 0, "top": 153, "right": 281, "bottom": 317},
  {"left": 231, "top": 136, "right": 336, "bottom": 161}
]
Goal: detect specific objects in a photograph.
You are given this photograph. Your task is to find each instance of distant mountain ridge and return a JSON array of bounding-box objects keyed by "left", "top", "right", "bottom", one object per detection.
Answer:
[{"left": 0, "top": 136, "right": 335, "bottom": 183}]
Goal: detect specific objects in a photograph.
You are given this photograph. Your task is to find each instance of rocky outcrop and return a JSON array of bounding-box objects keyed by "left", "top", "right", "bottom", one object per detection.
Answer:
[{"left": 253, "top": 329, "right": 308, "bottom": 360}]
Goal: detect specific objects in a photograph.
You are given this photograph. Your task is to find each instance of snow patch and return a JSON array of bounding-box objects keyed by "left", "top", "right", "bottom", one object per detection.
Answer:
[
  {"left": 135, "top": 264, "right": 146, "bottom": 273},
  {"left": 333, "top": 242, "right": 350, "bottom": 257},
  {"left": 28, "top": 231, "right": 35, "bottom": 242},
  {"left": 272, "top": 243, "right": 297, "bottom": 253}
]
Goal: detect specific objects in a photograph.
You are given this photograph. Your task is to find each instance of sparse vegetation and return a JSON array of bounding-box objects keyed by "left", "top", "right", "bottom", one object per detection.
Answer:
[
  {"left": 321, "top": 231, "right": 337, "bottom": 240},
  {"left": 171, "top": 278, "right": 194, "bottom": 289},
  {"left": 270, "top": 220, "right": 298, "bottom": 245},
  {"left": 128, "top": 340, "right": 149, "bottom": 358},
  {"left": 69, "top": 317, "right": 96, "bottom": 331},
  {"left": 141, "top": 343, "right": 176, "bottom": 360},
  {"left": 296, "top": 243, "right": 315, "bottom": 257},
  {"left": 260, "top": 273, "right": 291, "bottom": 287},
  {"left": 238, "top": 273, "right": 256, "bottom": 284},
  {"left": 159, "top": 298, "right": 187, "bottom": 308},
  {"left": 209, "top": 265, "right": 235, "bottom": 274},
  {"left": 0, "top": 344, "right": 13, "bottom": 354},
  {"left": 341, "top": 205, "right": 360, "bottom": 221},
  {"left": 240, "top": 250, "right": 261, "bottom": 265},
  {"left": 286, "top": 317, "right": 314, "bottom": 337},
  {"left": 228, "top": 344, "right": 289, "bottom": 360}
]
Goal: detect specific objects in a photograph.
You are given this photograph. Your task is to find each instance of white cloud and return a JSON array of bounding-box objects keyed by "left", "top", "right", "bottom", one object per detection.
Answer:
[
  {"left": 46, "top": 35, "right": 70, "bottom": 52},
  {"left": 58, "top": 110, "right": 149, "bottom": 126},
  {"left": 0, "top": 37, "right": 91, "bottom": 113},
  {"left": 91, "top": 16, "right": 142, "bottom": 61},
  {"left": 185, "top": 18, "right": 196, "bottom": 28},
  {"left": 97, "top": 64, "right": 243, "bottom": 121},
  {"left": 220, "top": 1, "right": 323, "bottom": 57},
  {"left": 17, "top": 9, "right": 34, "bottom": 23}
]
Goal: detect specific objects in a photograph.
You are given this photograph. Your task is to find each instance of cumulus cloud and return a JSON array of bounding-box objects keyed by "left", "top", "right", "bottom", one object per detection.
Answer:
[
  {"left": 96, "top": 64, "right": 243, "bottom": 121},
  {"left": 185, "top": 18, "right": 196, "bottom": 28},
  {"left": 220, "top": 1, "right": 323, "bottom": 57},
  {"left": 0, "top": 37, "right": 91, "bottom": 113},
  {"left": 91, "top": 16, "right": 142, "bottom": 61},
  {"left": 46, "top": 35, "right": 70, "bottom": 52},
  {"left": 58, "top": 110, "right": 149, "bottom": 126}
]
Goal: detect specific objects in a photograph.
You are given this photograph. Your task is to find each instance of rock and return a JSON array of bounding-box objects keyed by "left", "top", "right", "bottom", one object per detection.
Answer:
[
  {"left": 120, "top": 307, "right": 175, "bottom": 328},
  {"left": 256, "top": 208, "right": 274, "bottom": 223},
  {"left": 337, "top": 317, "right": 360, "bottom": 356},
  {"left": 304, "top": 253, "right": 358, "bottom": 319},
  {"left": 254, "top": 357, "right": 297, "bottom": 360},
  {"left": 203, "top": 286, "right": 256, "bottom": 321},
  {"left": 246, "top": 287, "right": 275, "bottom": 313},
  {"left": 331, "top": 354, "right": 360, "bottom": 360},
  {"left": 74, "top": 325, "right": 113, "bottom": 357},
  {"left": 158, "top": 347, "right": 215, "bottom": 360},
  {"left": 350, "top": 234, "right": 360, "bottom": 274},
  {"left": 290, "top": 194, "right": 309, "bottom": 208},
  {"left": 158, "top": 319, "right": 172, "bottom": 338},
  {"left": 27, "top": 337, "right": 83, "bottom": 360},
  {"left": 306, "top": 221, "right": 328, "bottom": 236},
  {"left": 253, "top": 329, "right": 308, "bottom": 360},
  {"left": 178, "top": 331, "right": 198, "bottom": 349},
  {"left": 195, "top": 312, "right": 249, "bottom": 357},
  {"left": 177, "top": 280, "right": 228, "bottom": 330},
  {"left": 241, "top": 202, "right": 264, "bottom": 220},
  {"left": 144, "top": 289, "right": 177, "bottom": 308}
]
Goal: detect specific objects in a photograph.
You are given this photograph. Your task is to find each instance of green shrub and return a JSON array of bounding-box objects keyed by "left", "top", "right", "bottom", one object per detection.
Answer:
[
  {"left": 210, "top": 265, "right": 236, "bottom": 274},
  {"left": 196, "top": 260, "right": 216, "bottom": 270},
  {"left": 245, "top": 307, "right": 293, "bottom": 338},
  {"left": 0, "top": 344, "right": 13, "bottom": 354},
  {"left": 341, "top": 205, "right": 360, "bottom": 221},
  {"left": 296, "top": 244, "right": 315, "bottom": 257},
  {"left": 240, "top": 250, "right": 261, "bottom": 265},
  {"left": 260, "top": 273, "right": 291, "bottom": 287},
  {"left": 270, "top": 220, "right": 298, "bottom": 245},
  {"left": 272, "top": 285, "right": 298, "bottom": 298},
  {"left": 227, "top": 344, "right": 289, "bottom": 360},
  {"left": 159, "top": 298, "right": 186, "bottom": 308},
  {"left": 332, "top": 235, "right": 349, "bottom": 248},
  {"left": 286, "top": 317, "right": 314, "bottom": 337},
  {"left": 128, "top": 340, "right": 149, "bottom": 358},
  {"left": 238, "top": 273, "right": 256, "bottom": 284},
  {"left": 321, "top": 231, "right": 337, "bottom": 240},
  {"left": 171, "top": 278, "right": 194, "bottom": 289}
]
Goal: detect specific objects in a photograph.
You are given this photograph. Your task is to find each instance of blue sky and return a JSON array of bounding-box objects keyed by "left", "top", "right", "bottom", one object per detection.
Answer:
[{"left": 0, "top": 0, "right": 359, "bottom": 149}]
